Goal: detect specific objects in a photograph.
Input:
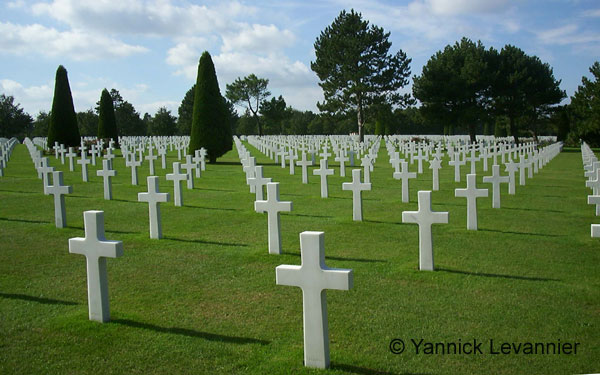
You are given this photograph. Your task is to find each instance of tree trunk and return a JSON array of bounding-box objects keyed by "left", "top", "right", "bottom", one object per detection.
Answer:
[
  {"left": 357, "top": 96, "right": 364, "bottom": 143},
  {"left": 468, "top": 123, "right": 476, "bottom": 143},
  {"left": 508, "top": 116, "right": 520, "bottom": 145}
]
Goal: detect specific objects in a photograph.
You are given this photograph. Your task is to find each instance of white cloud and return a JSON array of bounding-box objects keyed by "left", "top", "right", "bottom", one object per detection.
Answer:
[
  {"left": 581, "top": 8, "right": 600, "bottom": 17},
  {"left": 537, "top": 24, "right": 600, "bottom": 46},
  {"left": 1, "top": 79, "right": 53, "bottom": 115},
  {"left": 7, "top": 0, "right": 25, "bottom": 9},
  {"left": 425, "top": 0, "right": 510, "bottom": 16},
  {"left": 221, "top": 24, "right": 295, "bottom": 53},
  {"left": 0, "top": 22, "right": 148, "bottom": 60}
]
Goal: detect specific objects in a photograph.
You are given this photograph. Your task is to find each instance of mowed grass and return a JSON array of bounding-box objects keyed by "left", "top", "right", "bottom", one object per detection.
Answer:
[{"left": 0, "top": 141, "right": 598, "bottom": 375}]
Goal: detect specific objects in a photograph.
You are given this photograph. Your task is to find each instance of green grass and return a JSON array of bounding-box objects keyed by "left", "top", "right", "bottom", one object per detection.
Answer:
[{"left": 1, "top": 141, "right": 598, "bottom": 374}]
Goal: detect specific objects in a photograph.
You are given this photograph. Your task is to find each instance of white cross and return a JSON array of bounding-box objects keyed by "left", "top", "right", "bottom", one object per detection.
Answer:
[
  {"left": 342, "top": 169, "right": 371, "bottom": 221},
  {"left": 66, "top": 147, "right": 76, "bottom": 172},
  {"left": 455, "top": 174, "right": 488, "bottom": 230},
  {"left": 69, "top": 210, "right": 123, "bottom": 322},
  {"left": 465, "top": 148, "right": 480, "bottom": 174},
  {"left": 296, "top": 152, "right": 312, "bottom": 184},
  {"left": 77, "top": 154, "right": 91, "bottom": 182},
  {"left": 483, "top": 164, "right": 509, "bottom": 209},
  {"left": 104, "top": 147, "right": 115, "bottom": 170},
  {"left": 412, "top": 149, "right": 427, "bottom": 174},
  {"left": 89, "top": 144, "right": 97, "bottom": 166},
  {"left": 182, "top": 155, "right": 196, "bottom": 189},
  {"left": 448, "top": 152, "right": 465, "bottom": 182},
  {"left": 335, "top": 150, "right": 348, "bottom": 177},
  {"left": 96, "top": 159, "right": 116, "bottom": 200},
  {"left": 38, "top": 157, "right": 54, "bottom": 194},
  {"left": 45, "top": 171, "right": 72, "bottom": 228},
  {"left": 518, "top": 156, "right": 527, "bottom": 186},
  {"left": 247, "top": 166, "right": 272, "bottom": 201},
  {"left": 59, "top": 144, "right": 66, "bottom": 164},
  {"left": 393, "top": 161, "right": 417, "bottom": 203},
  {"left": 402, "top": 190, "right": 448, "bottom": 271},
  {"left": 278, "top": 148, "right": 287, "bottom": 168},
  {"left": 390, "top": 152, "right": 402, "bottom": 174},
  {"left": 313, "top": 158, "right": 334, "bottom": 198},
  {"left": 158, "top": 147, "right": 167, "bottom": 169},
  {"left": 126, "top": 153, "right": 142, "bottom": 185},
  {"left": 243, "top": 156, "right": 257, "bottom": 193},
  {"left": 276, "top": 231, "right": 353, "bottom": 369},
  {"left": 429, "top": 158, "right": 442, "bottom": 191},
  {"left": 588, "top": 195, "right": 600, "bottom": 217},
  {"left": 288, "top": 149, "right": 298, "bottom": 175},
  {"left": 138, "top": 176, "right": 170, "bottom": 239},
  {"left": 592, "top": 224, "right": 600, "bottom": 238},
  {"left": 145, "top": 147, "right": 157, "bottom": 175},
  {"left": 504, "top": 160, "right": 519, "bottom": 195},
  {"left": 53, "top": 142, "right": 60, "bottom": 158},
  {"left": 165, "top": 162, "right": 187, "bottom": 206},
  {"left": 192, "top": 150, "right": 202, "bottom": 178},
  {"left": 199, "top": 147, "right": 208, "bottom": 171},
  {"left": 361, "top": 155, "right": 372, "bottom": 183},
  {"left": 255, "top": 182, "right": 292, "bottom": 254}
]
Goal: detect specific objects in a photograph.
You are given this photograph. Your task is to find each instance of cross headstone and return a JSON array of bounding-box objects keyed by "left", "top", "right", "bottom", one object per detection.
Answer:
[
  {"left": 313, "top": 159, "right": 334, "bottom": 198},
  {"left": 335, "top": 151, "right": 348, "bottom": 177},
  {"left": 296, "top": 152, "right": 312, "bottom": 184},
  {"left": 288, "top": 150, "right": 298, "bottom": 175},
  {"left": 592, "top": 224, "right": 600, "bottom": 238},
  {"left": 137, "top": 176, "right": 170, "bottom": 239},
  {"left": 158, "top": 147, "right": 167, "bottom": 169},
  {"left": 504, "top": 160, "right": 519, "bottom": 195},
  {"left": 465, "top": 148, "right": 480, "bottom": 174},
  {"left": 126, "top": 153, "right": 142, "bottom": 185},
  {"left": 588, "top": 195, "right": 600, "bottom": 216},
  {"left": 65, "top": 147, "right": 77, "bottom": 172},
  {"left": 429, "top": 158, "right": 442, "bottom": 191},
  {"left": 247, "top": 166, "right": 272, "bottom": 201},
  {"left": 518, "top": 156, "right": 527, "bottom": 186},
  {"left": 342, "top": 169, "right": 371, "bottom": 221},
  {"left": 455, "top": 174, "right": 488, "bottom": 230},
  {"left": 448, "top": 152, "right": 465, "bottom": 182},
  {"left": 38, "top": 157, "right": 54, "bottom": 194},
  {"left": 96, "top": 159, "right": 116, "bottom": 200},
  {"left": 276, "top": 231, "right": 353, "bottom": 369},
  {"left": 166, "top": 162, "right": 187, "bottom": 206},
  {"left": 192, "top": 150, "right": 202, "bottom": 178},
  {"left": 77, "top": 154, "right": 91, "bottom": 182},
  {"left": 483, "top": 164, "right": 509, "bottom": 209},
  {"left": 255, "top": 182, "right": 292, "bottom": 254},
  {"left": 146, "top": 147, "right": 157, "bottom": 175},
  {"left": 402, "top": 190, "right": 448, "bottom": 271},
  {"left": 412, "top": 149, "right": 427, "bottom": 174},
  {"left": 69, "top": 210, "right": 123, "bottom": 322},
  {"left": 45, "top": 171, "right": 72, "bottom": 228},
  {"left": 182, "top": 155, "right": 196, "bottom": 189},
  {"left": 360, "top": 155, "right": 372, "bottom": 183},
  {"left": 393, "top": 161, "right": 417, "bottom": 203}
]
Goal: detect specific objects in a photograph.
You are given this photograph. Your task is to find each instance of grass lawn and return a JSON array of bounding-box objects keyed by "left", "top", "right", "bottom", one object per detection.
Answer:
[{"left": 0, "top": 140, "right": 598, "bottom": 374}]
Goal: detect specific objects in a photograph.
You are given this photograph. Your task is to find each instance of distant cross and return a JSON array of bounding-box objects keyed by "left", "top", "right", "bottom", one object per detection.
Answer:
[
  {"left": 288, "top": 149, "right": 298, "bottom": 175},
  {"left": 199, "top": 147, "right": 208, "bottom": 171},
  {"left": 38, "top": 157, "right": 54, "bottom": 194},
  {"left": 402, "top": 190, "right": 448, "bottom": 271},
  {"left": 192, "top": 150, "right": 202, "bottom": 178},
  {"left": 481, "top": 148, "right": 489, "bottom": 172},
  {"left": 455, "top": 174, "right": 488, "bottom": 230},
  {"left": 45, "top": 171, "right": 72, "bottom": 228},
  {"left": 69, "top": 210, "right": 123, "bottom": 322},
  {"left": 448, "top": 152, "right": 465, "bottom": 182},
  {"left": 104, "top": 147, "right": 115, "bottom": 169},
  {"left": 276, "top": 231, "right": 353, "bottom": 369},
  {"left": 588, "top": 195, "right": 600, "bottom": 217},
  {"left": 592, "top": 224, "right": 600, "bottom": 238},
  {"left": 247, "top": 166, "right": 272, "bottom": 201},
  {"left": 182, "top": 155, "right": 196, "bottom": 189},
  {"left": 483, "top": 164, "right": 509, "bottom": 209},
  {"left": 390, "top": 152, "right": 402, "bottom": 174},
  {"left": 243, "top": 156, "right": 257, "bottom": 193},
  {"left": 465, "top": 148, "right": 480, "bottom": 174},
  {"left": 342, "top": 169, "right": 371, "bottom": 221},
  {"left": 145, "top": 147, "right": 157, "bottom": 175},
  {"left": 138, "top": 176, "right": 170, "bottom": 239},
  {"left": 96, "top": 159, "right": 116, "bottom": 200},
  {"left": 89, "top": 144, "right": 97, "bottom": 166},
  {"left": 66, "top": 147, "right": 77, "bottom": 172},
  {"left": 255, "top": 182, "right": 293, "bottom": 254},
  {"left": 313, "top": 159, "right": 334, "bottom": 198},
  {"left": 166, "top": 162, "right": 187, "bottom": 206},
  {"left": 335, "top": 150, "right": 348, "bottom": 177},
  {"left": 393, "top": 161, "right": 417, "bottom": 203},
  {"left": 504, "top": 160, "right": 519, "bottom": 195},
  {"left": 296, "top": 152, "right": 312, "bottom": 184},
  {"left": 412, "top": 149, "right": 427, "bottom": 174},
  {"left": 77, "top": 154, "right": 91, "bottom": 182},
  {"left": 59, "top": 144, "right": 66, "bottom": 164},
  {"left": 126, "top": 153, "right": 142, "bottom": 185},
  {"left": 53, "top": 142, "right": 60, "bottom": 158},
  {"left": 360, "top": 155, "right": 372, "bottom": 183},
  {"left": 429, "top": 157, "right": 442, "bottom": 191},
  {"left": 278, "top": 147, "right": 287, "bottom": 168},
  {"left": 518, "top": 155, "right": 527, "bottom": 186}
]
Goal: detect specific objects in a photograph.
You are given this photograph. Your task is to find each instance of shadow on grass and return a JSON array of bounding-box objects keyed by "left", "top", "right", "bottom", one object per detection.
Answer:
[
  {"left": 0, "top": 189, "right": 40, "bottom": 194},
  {"left": 289, "top": 213, "right": 334, "bottom": 219},
  {"left": 66, "top": 225, "right": 138, "bottom": 235},
  {"left": 501, "top": 206, "right": 564, "bottom": 214},
  {"left": 185, "top": 204, "right": 240, "bottom": 211},
  {"left": 436, "top": 268, "right": 560, "bottom": 282},
  {"left": 112, "top": 318, "right": 269, "bottom": 345},
  {"left": 68, "top": 195, "right": 95, "bottom": 199},
  {"left": 194, "top": 187, "right": 236, "bottom": 193},
  {"left": 111, "top": 198, "right": 141, "bottom": 204},
  {"left": 283, "top": 252, "right": 386, "bottom": 264},
  {"left": 0, "top": 292, "right": 78, "bottom": 305},
  {"left": 478, "top": 228, "right": 563, "bottom": 237},
  {"left": 163, "top": 235, "right": 248, "bottom": 247},
  {"left": 331, "top": 363, "right": 426, "bottom": 375},
  {"left": 364, "top": 219, "right": 404, "bottom": 226},
  {"left": 0, "top": 217, "right": 50, "bottom": 224}
]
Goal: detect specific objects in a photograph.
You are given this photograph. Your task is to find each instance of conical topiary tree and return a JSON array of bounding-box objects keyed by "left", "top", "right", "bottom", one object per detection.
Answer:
[
  {"left": 189, "top": 51, "right": 232, "bottom": 163},
  {"left": 47, "top": 65, "right": 80, "bottom": 147},
  {"left": 97, "top": 88, "right": 118, "bottom": 145}
]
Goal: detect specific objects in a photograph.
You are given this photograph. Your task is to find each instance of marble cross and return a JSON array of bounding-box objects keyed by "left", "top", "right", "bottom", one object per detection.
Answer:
[
  {"left": 504, "top": 160, "right": 519, "bottom": 195},
  {"left": 393, "top": 161, "right": 417, "bottom": 203},
  {"left": 296, "top": 152, "right": 312, "bottom": 184},
  {"left": 126, "top": 153, "right": 142, "bottom": 185},
  {"left": 166, "top": 162, "right": 187, "bottom": 206},
  {"left": 247, "top": 166, "right": 272, "bottom": 201},
  {"left": 69, "top": 210, "right": 123, "bottom": 322},
  {"left": 588, "top": 195, "right": 600, "bottom": 216},
  {"left": 145, "top": 147, "right": 157, "bottom": 175},
  {"left": 483, "top": 164, "right": 509, "bottom": 209},
  {"left": 138, "top": 176, "right": 170, "bottom": 239},
  {"left": 182, "top": 155, "right": 197, "bottom": 189},
  {"left": 335, "top": 151, "right": 348, "bottom": 177},
  {"left": 455, "top": 174, "right": 488, "bottom": 230},
  {"left": 448, "top": 152, "right": 465, "bottom": 182},
  {"left": 429, "top": 158, "right": 442, "bottom": 191},
  {"left": 402, "top": 191, "right": 448, "bottom": 271},
  {"left": 38, "top": 157, "right": 54, "bottom": 194},
  {"left": 313, "top": 159, "right": 334, "bottom": 198},
  {"left": 276, "top": 231, "right": 353, "bottom": 369},
  {"left": 342, "top": 169, "right": 371, "bottom": 221},
  {"left": 96, "top": 159, "right": 116, "bottom": 200},
  {"left": 255, "top": 182, "right": 292, "bottom": 254},
  {"left": 45, "top": 171, "right": 72, "bottom": 228}
]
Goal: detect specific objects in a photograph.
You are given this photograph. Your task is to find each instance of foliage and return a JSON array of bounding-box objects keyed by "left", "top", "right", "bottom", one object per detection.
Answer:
[
  {"left": 569, "top": 61, "right": 600, "bottom": 146},
  {"left": 47, "top": 65, "right": 80, "bottom": 147},
  {"left": 311, "top": 9, "right": 412, "bottom": 141},
  {"left": 225, "top": 74, "right": 271, "bottom": 136},
  {"left": 32, "top": 111, "right": 50, "bottom": 137},
  {"left": 101, "top": 89, "right": 146, "bottom": 136},
  {"left": 260, "top": 95, "right": 287, "bottom": 135},
  {"left": 0, "top": 94, "right": 33, "bottom": 139},
  {"left": 97, "top": 89, "right": 119, "bottom": 143},
  {"left": 148, "top": 107, "right": 177, "bottom": 136},
  {"left": 76, "top": 109, "right": 99, "bottom": 136},
  {"left": 189, "top": 51, "right": 232, "bottom": 162},
  {"left": 177, "top": 85, "right": 195, "bottom": 136}
]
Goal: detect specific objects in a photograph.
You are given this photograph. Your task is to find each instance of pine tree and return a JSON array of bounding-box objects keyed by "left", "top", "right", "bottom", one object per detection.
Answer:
[
  {"left": 97, "top": 88, "right": 118, "bottom": 144},
  {"left": 48, "top": 65, "right": 80, "bottom": 147},
  {"left": 189, "top": 51, "right": 232, "bottom": 162}
]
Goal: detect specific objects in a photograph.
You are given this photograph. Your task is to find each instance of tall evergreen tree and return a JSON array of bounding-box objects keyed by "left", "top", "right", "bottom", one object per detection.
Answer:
[
  {"left": 97, "top": 88, "right": 119, "bottom": 143},
  {"left": 189, "top": 51, "right": 232, "bottom": 162},
  {"left": 48, "top": 65, "right": 80, "bottom": 147},
  {"left": 570, "top": 61, "right": 600, "bottom": 146}
]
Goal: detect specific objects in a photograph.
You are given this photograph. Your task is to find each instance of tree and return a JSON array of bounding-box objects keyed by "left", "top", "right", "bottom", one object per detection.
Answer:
[
  {"left": 311, "top": 9, "right": 411, "bottom": 142},
  {"left": 148, "top": 107, "right": 177, "bottom": 136},
  {"left": 225, "top": 74, "right": 270, "bottom": 136},
  {"left": 570, "top": 61, "right": 600, "bottom": 146},
  {"left": 32, "top": 111, "right": 50, "bottom": 137},
  {"left": 77, "top": 109, "right": 99, "bottom": 136},
  {"left": 0, "top": 94, "right": 33, "bottom": 139},
  {"left": 97, "top": 88, "right": 119, "bottom": 143},
  {"left": 189, "top": 51, "right": 232, "bottom": 162},
  {"left": 177, "top": 85, "right": 195, "bottom": 135},
  {"left": 413, "top": 38, "right": 490, "bottom": 141},
  {"left": 99, "top": 89, "right": 146, "bottom": 136},
  {"left": 260, "top": 95, "right": 287, "bottom": 134},
  {"left": 48, "top": 65, "right": 80, "bottom": 147}
]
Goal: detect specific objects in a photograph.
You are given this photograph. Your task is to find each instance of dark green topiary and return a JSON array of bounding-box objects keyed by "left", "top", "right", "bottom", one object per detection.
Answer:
[
  {"left": 189, "top": 51, "right": 232, "bottom": 163},
  {"left": 97, "top": 88, "right": 118, "bottom": 145},
  {"left": 48, "top": 65, "right": 80, "bottom": 147}
]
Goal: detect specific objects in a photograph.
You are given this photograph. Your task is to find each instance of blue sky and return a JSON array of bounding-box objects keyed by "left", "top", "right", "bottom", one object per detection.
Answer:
[{"left": 1, "top": 0, "right": 599, "bottom": 118}]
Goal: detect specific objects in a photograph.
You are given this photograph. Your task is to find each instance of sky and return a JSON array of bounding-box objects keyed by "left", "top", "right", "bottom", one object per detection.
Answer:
[{"left": 1, "top": 0, "right": 599, "bottom": 119}]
